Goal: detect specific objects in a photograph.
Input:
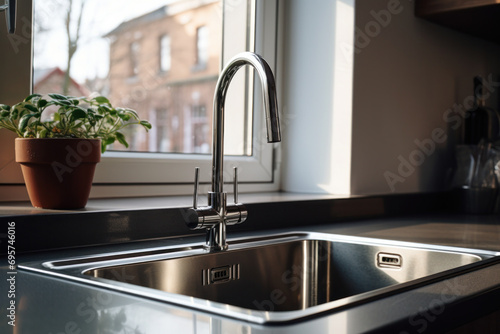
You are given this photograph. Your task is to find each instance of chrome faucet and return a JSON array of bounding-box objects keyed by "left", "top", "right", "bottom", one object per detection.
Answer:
[{"left": 185, "top": 52, "right": 281, "bottom": 252}]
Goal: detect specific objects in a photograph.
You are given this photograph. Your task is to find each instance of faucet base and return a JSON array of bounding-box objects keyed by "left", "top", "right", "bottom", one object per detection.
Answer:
[{"left": 204, "top": 222, "right": 228, "bottom": 252}]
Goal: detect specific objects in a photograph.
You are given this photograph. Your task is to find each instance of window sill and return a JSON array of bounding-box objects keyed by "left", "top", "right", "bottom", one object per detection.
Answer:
[
  {"left": 158, "top": 69, "right": 170, "bottom": 76},
  {"left": 191, "top": 63, "right": 207, "bottom": 72},
  {"left": 0, "top": 192, "right": 348, "bottom": 217},
  {"left": 125, "top": 76, "right": 139, "bottom": 84}
]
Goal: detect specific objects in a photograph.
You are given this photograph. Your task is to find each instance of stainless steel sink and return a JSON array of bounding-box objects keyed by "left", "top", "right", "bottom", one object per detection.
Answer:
[{"left": 20, "top": 232, "right": 499, "bottom": 323}]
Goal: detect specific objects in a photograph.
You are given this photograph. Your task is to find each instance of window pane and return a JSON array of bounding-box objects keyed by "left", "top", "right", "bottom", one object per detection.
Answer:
[
  {"left": 196, "top": 26, "right": 209, "bottom": 68},
  {"left": 33, "top": 0, "right": 249, "bottom": 155},
  {"left": 130, "top": 41, "right": 141, "bottom": 76},
  {"left": 160, "top": 35, "right": 171, "bottom": 72}
]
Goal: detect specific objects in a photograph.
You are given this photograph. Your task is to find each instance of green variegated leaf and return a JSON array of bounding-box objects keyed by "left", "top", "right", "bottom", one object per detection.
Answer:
[
  {"left": 48, "top": 93, "right": 68, "bottom": 100},
  {"left": 18, "top": 113, "right": 38, "bottom": 132},
  {"left": 94, "top": 96, "right": 110, "bottom": 105},
  {"left": 37, "top": 98, "right": 48, "bottom": 108},
  {"left": 140, "top": 120, "right": 152, "bottom": 129},
  {"left": 24, "top": 104, "right": 38, "bottom": 112},
  {"left": 55, "top": 99, "right": 71, "bottom": 106},
  {"left": 24, "top": 94, "right": 42, "bottom": 102},
  {"left": 70, "top": 108, "right": 87, "bottom": 120},
  {"left": 98, "top": 105, "right": 111, "bottom": 114},
  {"left": 118, "top": 113, "right": 131, "bottom": 121},
  {"left": 125, "top": 108, "right": 139, "bottom": 118},
  {"left": 115, "top": 132, "right": 128, "bottom": 147}
]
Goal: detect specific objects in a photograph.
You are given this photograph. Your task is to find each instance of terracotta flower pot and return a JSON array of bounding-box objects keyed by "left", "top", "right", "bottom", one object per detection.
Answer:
[{"left": 15, "top": 138, "right": 101, "bottom": 209}]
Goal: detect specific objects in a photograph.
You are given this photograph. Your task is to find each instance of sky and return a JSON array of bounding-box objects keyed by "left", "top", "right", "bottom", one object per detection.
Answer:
[{"left": 33, "top": 0, "right": 176, "bottom": 82}]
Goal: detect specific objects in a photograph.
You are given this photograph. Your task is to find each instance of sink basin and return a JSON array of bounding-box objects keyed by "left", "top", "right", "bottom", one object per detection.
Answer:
[{"left": 20, "top": 232, "right": 499, "bottom": 323}]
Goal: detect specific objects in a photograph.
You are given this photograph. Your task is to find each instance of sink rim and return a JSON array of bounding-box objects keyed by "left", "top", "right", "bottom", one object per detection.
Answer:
[{"left": 19, "top": 232, "right": 500, "bottom": 324}]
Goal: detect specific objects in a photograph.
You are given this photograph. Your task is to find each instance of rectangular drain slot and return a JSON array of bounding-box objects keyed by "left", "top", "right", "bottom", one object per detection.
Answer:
[
  {"left": 211, "top": 266, "right": 230, "bottom": 282},
  {"left": 377, "top": 252, "right": 402, "bottom": 268},
  {"left": 202, "top": 264, "right": 240, "bottom": 285}
]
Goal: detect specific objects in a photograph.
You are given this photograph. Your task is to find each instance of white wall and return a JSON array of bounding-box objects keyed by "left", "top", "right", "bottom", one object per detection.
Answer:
[
  {"left": 281, "top": 0, "right": 500, "bottom": 195},
  {"left": 281, "top": 0, "right": 354, "bottom": 194},
  {"left": 351, "top": 0, "right": 500, "bottom": 195}
]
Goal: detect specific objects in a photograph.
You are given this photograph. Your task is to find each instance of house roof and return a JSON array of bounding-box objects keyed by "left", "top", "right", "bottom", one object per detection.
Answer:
[
  {"left": 33, "top": 67, "right": 89, "bottom": 96},
  {"left": 104, "top": 6, "right": 168, "bottom": 37},
  {"left": 105, "top": 0, "right": 218, "bottom": 37},
  {"left": 33, "top": 68, "right": 55, "bottom": 85}
]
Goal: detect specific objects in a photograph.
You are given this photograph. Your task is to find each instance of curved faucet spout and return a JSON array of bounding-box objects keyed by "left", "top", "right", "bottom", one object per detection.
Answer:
[
  {"left": 185, "top": 52, "right": 281, "bottom": 252},
  {"left": 212, "top": 52, "right": 281, "bottom": 193}
]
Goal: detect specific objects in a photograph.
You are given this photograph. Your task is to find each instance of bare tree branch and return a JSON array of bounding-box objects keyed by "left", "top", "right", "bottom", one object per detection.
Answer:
[{"left": 62, "top": 0, "right": 86, "bottom": 95}]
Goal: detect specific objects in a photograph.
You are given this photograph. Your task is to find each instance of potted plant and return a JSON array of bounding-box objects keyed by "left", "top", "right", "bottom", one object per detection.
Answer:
[{"left": 0, "top": 93, "right": 151, "bottom": 209}]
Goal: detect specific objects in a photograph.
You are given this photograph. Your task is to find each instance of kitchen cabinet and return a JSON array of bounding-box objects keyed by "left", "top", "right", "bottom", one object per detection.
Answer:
[{"left": 415, "top": 0, "right": 500, "bottom": 44}]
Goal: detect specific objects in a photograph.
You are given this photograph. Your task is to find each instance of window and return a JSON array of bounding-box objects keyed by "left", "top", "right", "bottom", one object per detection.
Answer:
[
  {"left": 0, "top": 0, "right": 280, "bottom": 200},
  {"left": 195, "top": 25, "right": 208, "bottom": 69},
  {"left": 88, "top": 1, "right": 222, "bottom": 154},
  {"left": 191, "top": 105, "right": 210, "bottom": 153},
  {"left": 151, "top": 108, "right": 170, "bottom": 152},
  {"left": 130, "top": 41, "right": 141, "bottom": 77},
  {"left": 160, "top": 35, "right": 171, "bottom": 73}
]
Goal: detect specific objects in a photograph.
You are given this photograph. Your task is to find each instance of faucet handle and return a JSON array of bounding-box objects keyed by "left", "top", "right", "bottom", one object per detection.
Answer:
[
  {"left": 231, "top": 166, "right": 247, "bottom": 225},
  {"left": 233, "top": 167, "right": 238, "bottom": 204},
  {"left": 193, "top": 167, "right": 200, "bottom": 209}
]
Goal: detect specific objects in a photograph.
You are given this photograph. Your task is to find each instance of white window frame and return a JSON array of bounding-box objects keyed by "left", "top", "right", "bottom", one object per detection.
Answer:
[{"left": 0, "top": 0, "right": 281, "bottom": 201}]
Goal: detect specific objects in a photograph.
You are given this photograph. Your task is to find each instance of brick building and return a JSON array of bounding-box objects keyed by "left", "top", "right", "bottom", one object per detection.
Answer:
[{"left": 105, "top": 0, "right": 221, "bottom": 153}]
